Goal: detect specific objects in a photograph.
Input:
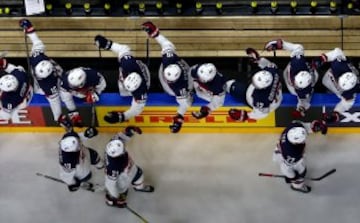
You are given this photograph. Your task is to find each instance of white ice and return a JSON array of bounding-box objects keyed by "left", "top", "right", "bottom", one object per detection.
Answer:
[{"left": 0, "top": 132, "right": 359, "bottom": 223}]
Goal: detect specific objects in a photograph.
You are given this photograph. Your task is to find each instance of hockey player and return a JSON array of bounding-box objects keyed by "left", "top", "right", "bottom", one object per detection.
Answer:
[
  {"left": 189, "top": 62, "right": 227, "bottom": 119},
  {"left": 19, "top": 18, "right": 80, "bottom": 128},
  {"left": 142, "top": 21, "right": 193, "bottom": 133},
  {"left": 0, "top": 57, "right": 33, "bottom": 121},
  {"left": 228, "top": 48, "right": 282, "bottom": 121},
  {"left": 94, "top": 35, "right": 150, "bottom": 124},
  {"left": 273, "top": 119, "right": 327, "bottom": 193},
  {"left": 60, "top": 66, "right": 106, "bottom": 127},
  {"left": 312, "top": 48, "right": 359, "bottom": 123},
  {"left": 104, "top": 126, "right": 154, "bottom": 208},
  {"left": 59, "top": 126, "right": 104, "bottom": 192},
  {"left": 265, "top": 39, "right": 318, "bottom": 118}
]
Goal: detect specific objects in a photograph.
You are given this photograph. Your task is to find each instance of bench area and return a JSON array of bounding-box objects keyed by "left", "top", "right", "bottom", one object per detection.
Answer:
[{"left": 0, "top": 16, "right": 359, "bottom": 58}]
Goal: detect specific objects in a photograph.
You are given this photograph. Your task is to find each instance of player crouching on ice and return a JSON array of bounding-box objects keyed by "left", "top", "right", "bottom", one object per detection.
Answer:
[
  {"left": 273, "top": 120, "right": 327, "bottom": 193},
  {"left": 104, "top": 126, "right": 154, "bottom": 208},
  {"left": 59, "top": 126, "right": 103, "bottom": 192}
]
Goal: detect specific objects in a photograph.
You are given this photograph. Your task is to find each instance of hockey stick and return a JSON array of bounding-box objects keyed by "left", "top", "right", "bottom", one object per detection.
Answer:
[
  {"left": 258, "top": 168, "right": 336, "bottom": 181},
  {"left": 36, "top": 172, "right": 149, "bottom": 222},
  {"left": 23, "top": 33, "right": 32, "bottom": 75},
  {"left": 91, "top": 102, "right": 96, "bottom": 127},
  {"left": 125, "top": 206, "right": 149, "bottom": 223},
  {"left": 146, "top": 38, "right": 150, "bottom": 67},
  {"left": 35, "top": 172, "right": 103, "bottom": 192}
]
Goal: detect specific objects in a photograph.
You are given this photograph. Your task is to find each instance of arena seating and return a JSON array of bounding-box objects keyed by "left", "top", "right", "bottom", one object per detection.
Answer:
[{"left": 0, "top": 16, "right": 359, "bottom": 58}]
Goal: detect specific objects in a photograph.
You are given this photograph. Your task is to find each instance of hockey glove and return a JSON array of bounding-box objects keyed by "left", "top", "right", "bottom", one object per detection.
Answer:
[
  {"left": 57, "top": 114, "right": 73, "bottom": 131},
  {"left": 85, "top": 91, "right": 100, "bottom": 103},
  {"left": 68, "top": 111, "right": 84, "bottom": 128},
  {"left": 228, "top": 108, "right": 248, "bottom": 122},
  {"left": 322, "top": 111, "right": 340, "bottom": 123},
  {"left": 191, "top": 106, "right": 210, "bottom": 119},
  {"left": 104, "top": 111, "right": 125, "bottom": 124},
  {"left": 246, "top": 48, "right": 260, "bottom": 63},
  {"left": 94, "top": 35, "right": 113, "bottom": 50},
  {"left": 19, "top": 19, "right": 35, "bottom": 33},
  {"left": 291, "top": 107, "right": 306, "bottom": 119},
  {"left": 68, "top": 179, "right": 81, "bottom": 192},
  {"left": 142, "top": 21, "right": 159, "bottom": 38},
  {"left": 124, "top": 126, "right": 142, "bottom": 137},
  {"left": 311, "top": 120, "right": 328, "bottom": 135},
  {"left": 169, "top": 114, "right": 184, "bottom": 133},
  {"left": 312, "top": 54, "right": 327, "bottom": 69},
  {"left": 264, "top": 39, "right": 283, "bottom": 51},
  {"left": 84, "top": 126, "right": 98, "bottom": 138},
  {"left": 0, "top": 58, "right": 8, "bottom": 70},
  {"left": 105, "top": 192, "right": 127, "bottom": 208}
]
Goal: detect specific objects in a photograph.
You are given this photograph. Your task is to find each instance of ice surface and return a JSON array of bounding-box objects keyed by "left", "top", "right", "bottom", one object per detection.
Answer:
[{"left": 0, "top": 132, "right": 359, "bottom": 223}]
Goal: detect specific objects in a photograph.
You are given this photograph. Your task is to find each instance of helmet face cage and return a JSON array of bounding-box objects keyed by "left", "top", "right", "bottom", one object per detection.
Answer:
[
  {"left": 197, "top": 63, "right": 216, "bottom": 83},
  {"left": 164, "top": 64, "right": 181, "bottom": 82},
  {"left": 338, "top": 72, "right": 357, "bottom": 91},
  {"left": 68, "top": 68, "right": 86, "bottom": 88},
  {"left": 0, "top": 74, "right": 19, "bottom": 92},
  {"left": 106, "top": 139, "right": 125, "bottom": 158},
  {"left": 252, "top": 70, "right": 273, "bottom": 89},
  {"left": 294, "top": 71, "right": 312, "bottom": 89},
  {"left": 124, "top": 72, "right": 142, "bottom": 92},
  {"left": 287, "top": 127, "right": 307, "bottom": 144},
  {"left": 35, "top": 60, "right": 54, "bottom": 79},
  {"left": 60, "top": 136, "right": 80, "bottom": 152}
]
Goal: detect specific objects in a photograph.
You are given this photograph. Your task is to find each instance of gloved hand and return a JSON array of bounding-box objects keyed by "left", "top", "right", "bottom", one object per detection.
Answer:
[
  {"left": 291, "top": 107, "right": 306, "bottom": 119},
  {"left": 104, "top": 111, "right": 125, "bottom": 124},
  {"left": 85, "top": 91, "right": 100, "bottom": 103},
  {"left": 68, "top": 179, "right": 81, "bottom": 192},
  {"left": 169, "top": 114, "right": 184, "bottom": 133},
  {"left": 228, "top": 108, "right": 248, "bottom": 122},
  {"left": 84, "top": 126, "right": 98, "bottom": 138},
  {"left": 264, "top": 39, "right": 283, "bottom": 51},
  {"left": 19, "top": 19, "right": 35, "bottom": 33},
  {"left": 0, "top": 58, "right": 8, "bottom": 70},
  {"left": 124, "top": 126, "right": 142, "bottom": 137},
  {"left": 322, "top": 111, "right": 340, "bottom": 123},
  {"left": 142, "top": 21, "right": 159, "bottom": 38},
  {"left": 105, "top": 192, "right": 127, "bottom": 208},
  {"left": 57, "top": 114, "right": 73, "bottom": 131},
  {"left": 191, "top": 106, "right": 210, "bottom": 119},
  {"left": 311, "top": 120, "right": 327, "bottom": 135},
  {"left": 312, "top": 54, "right": 327, "bottom": 69},
  {"left": 94, "top": 35, "right": 113, "bottom": 50},
  {"left": 246, "top": 48, "right": 260, "bottom": 63},
  {"left": 68, "top": 111, "right": 84, "bottom": 128}
]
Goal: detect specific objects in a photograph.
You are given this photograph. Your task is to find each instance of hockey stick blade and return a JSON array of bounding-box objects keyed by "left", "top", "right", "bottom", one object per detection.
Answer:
[
  {"left": 309, "top": 168, "right": 336, "bottom": 181},
  {"left": 258, "top": 168, "right": 336, "bottom": 181}
]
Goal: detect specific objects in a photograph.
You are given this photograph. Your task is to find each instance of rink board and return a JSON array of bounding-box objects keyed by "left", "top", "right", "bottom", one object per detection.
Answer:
[{"left": 1, "top": 93, "right": 360, "bottom": 133}]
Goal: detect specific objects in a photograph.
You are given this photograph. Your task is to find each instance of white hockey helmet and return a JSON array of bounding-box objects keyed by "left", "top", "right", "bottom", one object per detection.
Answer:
[
  {"left": 252, "top": 70, "right": 273, "bottom": 89},
  {"left": 338, "top": 72, "right": 357, "bottom": 91},
  {"left": 294, "top": 71, "right": 312, "bottom": 89},
  {"left": 0, "top": 74, "right": 19, "bottom": 92},
  {"left": 106, "top": 139, "right": 125, "bottom": 158},
  {"left": 34, "top": 60, "right": 53, "bottom": 79},
  {"left": 60, "top": 136, "right": 80, "bottom": 152},
  {"left": 68, "top": 68, "right": 86, "bottom": 88},
  {"left": 287, "top": 127, "right": 307, "bottom": 144},
  {"left": 164, "top": 64, "right": 181, "bottom": 82},
  {"left": 197, "top": 63, "right": 216, "bottom": 83},
  {"left": 124, "top": 72, "right": 142, "bottom": 92}
]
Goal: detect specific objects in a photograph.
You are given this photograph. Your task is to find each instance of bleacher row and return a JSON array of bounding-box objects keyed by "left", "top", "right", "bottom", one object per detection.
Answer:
[{"left": 0, "top": 16, "right": 359, "bottom": 59}]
